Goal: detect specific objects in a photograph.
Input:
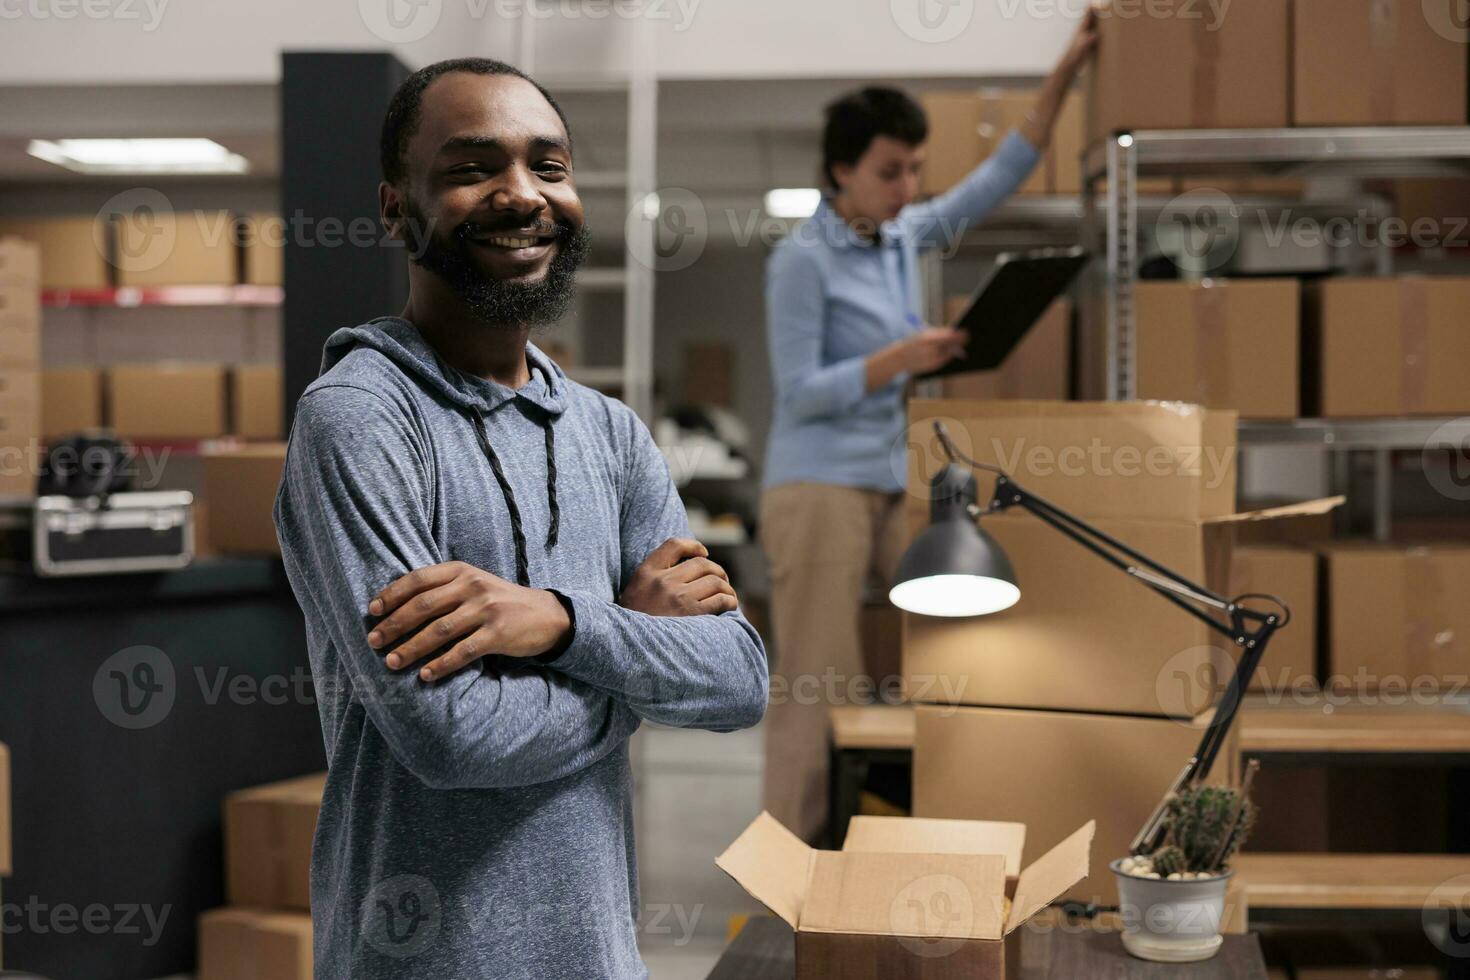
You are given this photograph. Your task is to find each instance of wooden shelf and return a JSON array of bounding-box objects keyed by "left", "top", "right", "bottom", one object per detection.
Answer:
[
  {"left": 1234, "top": 853, "right": 1470, "bottom": 910},
  {"left": 42, "top": 285, "right": 282, "bottom": 308},
  {"left": 1240, "top": 696, "right": 1470, "bottom": 756}
]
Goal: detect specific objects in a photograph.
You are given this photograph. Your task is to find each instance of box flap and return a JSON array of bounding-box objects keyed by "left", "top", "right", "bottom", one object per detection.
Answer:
[
  {"left": 801, "top": 850, "right": 1007, "bottom": 942},
  {"left": 1201, "top": 496, "right": 1344, "bottom": 525},
  {"left": 714, "top": 811, "right": 814, "bottom": 931},
  {"left": 843, "top": 816, "right": 1026, "bottom": 880},
  {"left": 1005, "top": 821, "right": 1095, "bottom": 934}
]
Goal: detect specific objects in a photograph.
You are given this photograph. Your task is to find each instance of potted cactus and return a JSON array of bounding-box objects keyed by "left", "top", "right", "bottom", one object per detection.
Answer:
[{"left": 1110, "top": 764, "right": 1258, "bottom": 963}]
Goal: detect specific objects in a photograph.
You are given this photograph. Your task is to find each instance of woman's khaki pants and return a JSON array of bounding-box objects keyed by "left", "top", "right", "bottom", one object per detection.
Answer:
[{"left": 759, "top": 482, "right": 911, "bottom": 845}]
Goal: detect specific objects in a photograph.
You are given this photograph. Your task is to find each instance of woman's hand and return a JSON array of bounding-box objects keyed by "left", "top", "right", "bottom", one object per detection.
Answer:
[
  {"left": 1057, "top": 6, "right": 1100, "bottom": 82},
  {"left": 366, "top": 561, "right": 572, "bottom": 681},
  {"left": 867, "top": 326, "right": 968, "bottom": 391},
  {"left": 900, "top": 326, "right": 969, "bottom": 375},
  {"left": 1021, "top": 6, "right": 1100, "bottom": 150}
]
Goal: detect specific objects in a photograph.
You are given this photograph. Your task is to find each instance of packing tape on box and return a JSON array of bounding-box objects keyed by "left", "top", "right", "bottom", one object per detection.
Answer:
[
  {"left": 1195, "top": 282, "right": 1231, "bottom": 408},
  {"left": 1191, "top": 15, "right": 1221, "bottom": 129},
  {"left": 1369, "top": 0, "right": 1399, "bottom": 123},
  {"left": 1400, "top": 278, "right": 1430, "bottom": 413}
]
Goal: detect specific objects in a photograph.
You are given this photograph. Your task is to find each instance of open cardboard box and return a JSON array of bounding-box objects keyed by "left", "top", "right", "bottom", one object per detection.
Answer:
[{"left": 717, "top": 811, "right": 1095, "bottom": 979}]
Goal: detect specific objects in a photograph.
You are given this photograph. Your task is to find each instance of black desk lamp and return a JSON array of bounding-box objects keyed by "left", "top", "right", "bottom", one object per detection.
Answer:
[{"left": 890, "top": 421, "right": 1289, "bottom": 855}]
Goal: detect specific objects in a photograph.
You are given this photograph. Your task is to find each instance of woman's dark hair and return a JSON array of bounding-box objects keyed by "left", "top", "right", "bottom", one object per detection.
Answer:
[
  {"left": 379, "top": 57, "right": 571, "bottom": 187},
  {"left": 820, "top": 87, "right": 928, "bottom": 190}
]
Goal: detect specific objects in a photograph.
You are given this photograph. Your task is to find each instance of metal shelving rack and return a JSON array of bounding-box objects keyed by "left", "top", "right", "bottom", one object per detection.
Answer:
[
  {"left": 518, "top": 18, "right": 658, "bottom": 424},
  {"left": 1082, "top": 126, "right": 1470, "bottom": 403},
  {"left": 1082, "top": 127, "right": 1470, "bottom": 540}
]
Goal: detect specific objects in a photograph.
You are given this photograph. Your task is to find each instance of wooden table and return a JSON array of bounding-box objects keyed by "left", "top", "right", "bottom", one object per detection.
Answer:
[{"left": 707, "top": 917, "right": 1269, "bottom": 980}]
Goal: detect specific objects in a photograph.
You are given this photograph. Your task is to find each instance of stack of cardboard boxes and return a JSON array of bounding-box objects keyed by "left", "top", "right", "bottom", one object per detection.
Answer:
[
  {"left": 0, "top": 211, "right": 284, "bottom": 290},
  {"left": 900, "top": 399, "right": 1333, "bottom": 905},
  {"left": 198, "top": 773, "right": 325, "bottom": 980},
  {"left": 1088, "top": 0, "right": 1465, "bottom": 136},
  {"left": 0, "top": 238, "right": 41, "bottom": 499}
]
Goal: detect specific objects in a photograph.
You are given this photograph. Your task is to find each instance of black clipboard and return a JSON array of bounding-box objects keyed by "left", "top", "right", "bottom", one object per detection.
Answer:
[{"left": 918, "top": 246, "right": 1089, "bottom": 380}]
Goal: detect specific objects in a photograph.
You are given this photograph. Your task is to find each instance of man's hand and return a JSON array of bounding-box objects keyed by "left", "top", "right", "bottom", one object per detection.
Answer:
[
  {"left": 618, "top": 537, "right": 739, "bottom": 617},
  {"left": 366, "top": 562, "right": 571, "bottom": 682}
]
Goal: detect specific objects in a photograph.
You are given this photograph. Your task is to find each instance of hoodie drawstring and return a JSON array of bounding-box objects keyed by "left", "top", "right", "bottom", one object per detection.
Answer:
[{"left": 469, "top": 408, "right": 559, "bottom": 587}]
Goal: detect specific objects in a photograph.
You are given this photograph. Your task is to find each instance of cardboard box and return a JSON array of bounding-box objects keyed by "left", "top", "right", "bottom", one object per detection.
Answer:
[
  {"left": 907, "top": 399, "right": 1239, "bottom": 525},
  {"left": 242, "top": 213, "right": 283, "bottom": 287},
  {"left": 0, "top": 237, "right": 41, "bottom": 286},
  {"left": 198, "top": 907, "right": 312, "bottom": 980},
  {"left": 0, "top": 742, "right": 10, "bottom": 877},
  {"left": 717, "top": 810, "right": 1094, "bottom": 980},
  {"left": 683, "top": 342, "right": 735, "bottom": 408},
  {"left": 0, "top": 285, "right": 40, "bottom": 322},
  {"left": 224, "top": 773, "right": 325, "bottom": 910},
  {"left": 1322, "top": 543, "right": 1470, "bottom": 696},
  {"left": 902, "top": 500, "right": 1336, "bottom": 717},
  {"left": 1303, "top": 277, "right": 1470, "bottom": 417},
  {"left": 1293, "top": 0, "right": 1467, "bottom": 126},
  {"left": 203, "top": 443, "right": 287, "bottom": 556},
  {"left": 231, "top": 364, "right": 283, "bottom": 440},
  {"left": 924, "top": 88, "right": 1087, "bottom": 198},
  {"left": 1051, "top": 90, "right": 1085, "bottom": 197},
  {"left": 1086, "top": 0, "right": 1290, "bottom": 143},
  {"left": 0, "top": 218, "right": 110, "bottom": 289},
  {"left": 939, "top": 299, "right": 1071, "bottom": 402},
  {"left": 41, "top": 368, "right": 104, "bottom": 441},
  {"left": 1134, "top": 279, "right": 1300, "bottom": 421},
  {"left": 0, "top": 312, "right": 39, "bottom": 369},
  {"left": 0, "top": 375, "right": 41, "bottom": 490},
  {"left": 114, "top": 209, "right": 238, "bottom": 287},
  {"left": 976, "top": 90, "right": 1049, "bottom": 196},
  {"left": 1231, "top": 545, "right": 1319, "bottom": 694},
  {"left": 108, "top": 363, "right": 229, "bottom": 439},
  {"left": 913, "top": 704, "right": 1235, "bottom": 907},
  {"left": 920, "top": 92, "right": 986, "bottom": 197},
  {"left": 1236, "top": 497, "right": 1337, "bottom": 546}
]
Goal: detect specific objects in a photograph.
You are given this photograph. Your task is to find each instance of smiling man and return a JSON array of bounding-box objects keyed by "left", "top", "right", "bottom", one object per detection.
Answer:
[{"left": 272, "top": 59, "right": 768, "bottom": 979}]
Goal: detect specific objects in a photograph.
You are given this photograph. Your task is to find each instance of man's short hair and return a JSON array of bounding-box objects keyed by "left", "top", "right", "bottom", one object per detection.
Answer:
[
  {"left": 379, "top": 57, "right": 571, "bottom": 186},
  {"left": 820, "top": 87, "right": 928, "bottom": 190}
]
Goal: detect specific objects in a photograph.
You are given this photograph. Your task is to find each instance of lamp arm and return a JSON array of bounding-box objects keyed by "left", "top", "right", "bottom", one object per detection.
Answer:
[{"left": 982, "top": 474, "right": 1284, "bottom": 855}]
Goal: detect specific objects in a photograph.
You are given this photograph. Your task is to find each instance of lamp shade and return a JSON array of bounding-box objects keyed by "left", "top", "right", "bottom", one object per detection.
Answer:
[{"left": 889, "top": 514, "right": 1021, "bottom": 617}]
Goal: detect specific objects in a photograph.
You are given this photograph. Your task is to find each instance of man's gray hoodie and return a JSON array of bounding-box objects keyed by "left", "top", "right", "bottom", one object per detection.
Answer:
[{"left": 272, "top": 316, "right": 769, "bottom": 979}]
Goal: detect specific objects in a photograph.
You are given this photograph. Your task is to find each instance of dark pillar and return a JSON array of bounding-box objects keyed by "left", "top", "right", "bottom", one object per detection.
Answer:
[{"left": 280, "top": 51, "right": 410, "bottom": 429}]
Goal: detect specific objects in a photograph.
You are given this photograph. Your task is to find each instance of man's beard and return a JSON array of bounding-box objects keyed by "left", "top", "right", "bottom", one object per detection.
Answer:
[{"left": 403, "top": 197, "right": 590, "bottom": 328}]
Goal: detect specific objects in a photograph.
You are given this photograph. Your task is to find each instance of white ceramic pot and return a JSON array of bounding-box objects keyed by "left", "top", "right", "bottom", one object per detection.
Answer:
[{"left": 1110, "top": 858, "right": 1234, "bottom": 963}]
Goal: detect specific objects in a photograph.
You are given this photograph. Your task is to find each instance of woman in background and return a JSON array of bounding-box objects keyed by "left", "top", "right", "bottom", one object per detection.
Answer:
[{"left": 759, "top": 9, "right": 1098, "bottom": 845}]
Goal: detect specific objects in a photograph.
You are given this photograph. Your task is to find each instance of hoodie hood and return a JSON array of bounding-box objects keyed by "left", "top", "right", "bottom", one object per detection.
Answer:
[
  {"left": 319, "top": 315, "right": 568, "bottom": 586},
  {"left": 320, "top": 315, "right": 569, "bottom": 419}
]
